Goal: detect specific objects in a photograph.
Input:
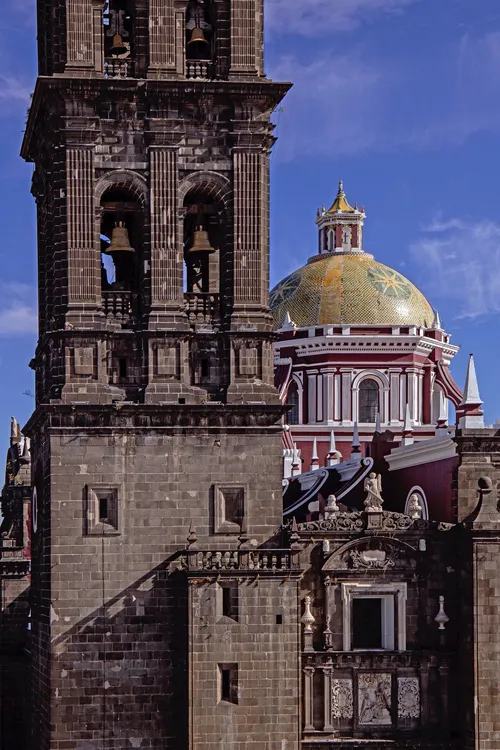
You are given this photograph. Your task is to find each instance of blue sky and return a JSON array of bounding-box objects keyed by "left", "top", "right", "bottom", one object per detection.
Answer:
[{"left": 1, "top": 0, "right": 500, "bottom": 455}]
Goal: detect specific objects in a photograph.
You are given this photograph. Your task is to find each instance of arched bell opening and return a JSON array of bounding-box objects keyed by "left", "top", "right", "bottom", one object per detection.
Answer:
[
  {"left": 103, "top": 0, "right": 136, "bottom": 77},
  {"left": 185, "top": 0, "right": 216, "bottom": 77},
  {"left": 183, "top": 190, "right": 222, "bottom": 296},
  {"left": 100, "top": 187, "right": 144, "bottom": 324}
]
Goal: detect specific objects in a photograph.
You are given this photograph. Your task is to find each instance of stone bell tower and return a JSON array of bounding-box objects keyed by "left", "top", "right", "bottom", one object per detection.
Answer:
[{"left": 22, "top": 2, "right": 296, "bottom": 749}]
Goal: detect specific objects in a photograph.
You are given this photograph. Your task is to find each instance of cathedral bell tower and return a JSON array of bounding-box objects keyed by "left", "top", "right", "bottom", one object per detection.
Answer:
[{"left": 22, "top": 2, "right": 295, "bottom": 748}]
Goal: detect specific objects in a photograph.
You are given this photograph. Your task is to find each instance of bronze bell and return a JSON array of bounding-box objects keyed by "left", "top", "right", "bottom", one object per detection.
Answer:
[
  {"left": 187, "top": 27, "right": 208, "bottom": 46},
  {"left": 188, "top": 227, "right": 215, "bottom": 254},
  {"left": 105, "top": 222, "right": 135, "bottom": 254},
  {"left": 110, "top": 33, "right": 127, "bottom": 56}
]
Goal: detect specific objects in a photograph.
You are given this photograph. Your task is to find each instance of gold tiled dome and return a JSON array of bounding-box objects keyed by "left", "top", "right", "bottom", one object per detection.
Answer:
[{"left": 270, "top": 252, "right": 434, "bottom": 329}]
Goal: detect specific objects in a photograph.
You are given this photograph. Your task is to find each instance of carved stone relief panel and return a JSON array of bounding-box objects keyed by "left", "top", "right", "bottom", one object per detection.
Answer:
[
  {"left": 332, "top": 679, "right": 353, "bottom": 720},
  {"left": 397, "top": 677, "right": 420, "bottom": 719},
  {"left": 358, "top": 673, "right": 392, "bottom": 725}
]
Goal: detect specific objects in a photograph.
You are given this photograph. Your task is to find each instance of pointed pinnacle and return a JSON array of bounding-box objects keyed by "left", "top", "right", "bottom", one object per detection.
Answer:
[{"left": 461, "top": 353, "right": 483, "bottom": 406}]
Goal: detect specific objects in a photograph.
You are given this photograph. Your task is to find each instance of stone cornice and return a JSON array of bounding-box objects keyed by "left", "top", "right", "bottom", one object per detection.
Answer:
[{"left": 23, "top": 403, "right": 287, "bottom": 436}]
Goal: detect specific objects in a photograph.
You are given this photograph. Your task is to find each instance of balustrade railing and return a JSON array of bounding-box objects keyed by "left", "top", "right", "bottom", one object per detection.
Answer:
[
  {"left": 104, "top": 58, "right": 135, "bottom": 79},
  {"left": 185, "top": 60, "right": 216, "bottom": 80},
  {"left": 103, "top": 291, "right": 138, "bottom": 324},
  {"left": 186, "top": 549, "right": 299, "bottom": 572},
  {"left": 184, "top": 293, "right": 220, "bottom": 328}
]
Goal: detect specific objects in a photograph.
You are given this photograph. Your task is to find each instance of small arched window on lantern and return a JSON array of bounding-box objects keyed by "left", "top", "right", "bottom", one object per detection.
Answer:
[
  {"left": 359, "top": 379, "right": 379, "bottom": 423},
  {"left": 287, "top": 382, "right": 300, "bottom": 425},
  {"left": 328, "top": 229, "right": 335, "bottom": 252}
]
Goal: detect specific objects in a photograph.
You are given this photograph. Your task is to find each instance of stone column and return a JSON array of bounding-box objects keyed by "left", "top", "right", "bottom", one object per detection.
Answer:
[
  {"left": 233, "top": 149, "right": 268, "bottom": 319},
  {"left": 148, "top": 0, "right": 175, "bottom": 75},
  {"left": 66, "top": 146, "right": 99, "bottom": 321},
  {"left": 341, "top": 370, "right": 352, "bottom": 423},
  {"left": 230, "top": 0, "right": 260, "bottom": 75},
  {"left": 149, "top": 147, "right": 184, "bottom": 328},
  {"left": 307, "top": 371, "right": 318, "bottom": 424},
  {"left": 66, "top": 0, "right": 95, "bottom": 69},
  {"left": 322, "top": 666, "right": 334, "bottom": 732},
  {"left": 389, "top": 370, "right": 401, "bottom": 424},
  {"left": 303, "top": 667, "right": 315, "bottom": 732}
]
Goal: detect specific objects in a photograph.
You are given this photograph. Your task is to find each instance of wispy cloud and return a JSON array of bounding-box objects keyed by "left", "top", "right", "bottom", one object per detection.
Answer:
[
  {"left": 0, "top": 75, "right": 31, "bottom": 115},
  {"left": 266, "top": 0, "right": 420, "bottom": 36},
  {"left": 271, "top": 51, "right": 384, "bottom": 161},
  {"left": 270, "top": 29, "right": 500, "bottom": 160},
  {"left": 411, "top": 217, "right": 500, "bottom": 319},
  {"left": 0, "top": 283, "right": 37, "bottom": 336}
]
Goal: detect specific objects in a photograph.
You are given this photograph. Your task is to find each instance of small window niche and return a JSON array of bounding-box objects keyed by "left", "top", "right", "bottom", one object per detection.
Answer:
[
  {"left": 218, "top": 663, "right": 238, "bottom": 705},
  {"left": 217, "top": 582, "right": 239, "bottom": 622},
  {"left": 213, "top": 485, "right": 245, "bottom": 535},
  {"left": 85, "top": 485, "right": 120, "bottom": 535}
]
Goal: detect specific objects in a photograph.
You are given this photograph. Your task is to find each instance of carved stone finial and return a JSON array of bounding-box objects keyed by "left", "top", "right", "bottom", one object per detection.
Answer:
[
  {"left": 434, "top": 595, "right": 449, "bottom": 630},
  {"left": 408, "top": 493, "right": 422, "bottom": 520},
  {"left": 290, "top": 516, "right": 301, "bottom": 550},
  {"left": 301, "top": 595, "right": 315, "bottom": 633},
  {"left": 363, "top": 472, "right": 383, "bottom": 512},
  {"left": 325, "top": 494, "right": 339, "bottom": 519}
]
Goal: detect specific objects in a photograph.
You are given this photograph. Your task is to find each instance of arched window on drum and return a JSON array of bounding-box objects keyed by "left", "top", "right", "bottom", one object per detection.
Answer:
[
  {"left": 286, "top": 382, "right": 300, "bottom": 425},
  {"left": 359, "top": 379, "right": 379, "bottom": 423}
]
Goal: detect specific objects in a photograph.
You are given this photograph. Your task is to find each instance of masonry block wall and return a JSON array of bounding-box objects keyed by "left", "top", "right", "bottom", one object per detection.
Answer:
[
  {"left": 22, "top": 0, "right": 293, "bottom": 746},
  {"left": 189, "top": 576, "right": 301, "bottom": 749},
  {"left": 455, "top": 429, "right": 500, "bottom": 750}
]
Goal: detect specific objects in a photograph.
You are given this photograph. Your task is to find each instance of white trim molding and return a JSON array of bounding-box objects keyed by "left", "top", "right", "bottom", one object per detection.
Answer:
[
  {"left": 341, "top": 582, "right": 407, "bottom": 652},
  {"left": 386, "top": 434, "right": 457, "bottom": 472}
]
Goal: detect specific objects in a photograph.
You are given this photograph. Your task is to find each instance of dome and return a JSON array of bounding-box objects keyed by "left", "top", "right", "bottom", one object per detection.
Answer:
[{"left": 270, "top": 252, "right": 434, "bottom": 329}]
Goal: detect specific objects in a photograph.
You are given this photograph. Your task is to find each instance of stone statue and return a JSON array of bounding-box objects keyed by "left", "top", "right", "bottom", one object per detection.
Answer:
[
  {"left": 325, "top": 494, "right": 339, "bottom": 519},
  {"left": 408, "top": 493, "right": 422, "bottom": 520},
  {"left": 364, "top": 472, "right": 383, "bottom": 512}
]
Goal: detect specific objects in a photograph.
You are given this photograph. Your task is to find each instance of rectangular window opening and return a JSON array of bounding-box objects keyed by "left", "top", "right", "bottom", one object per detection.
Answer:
[
  {"left": 220, "top": 584, "right": 238, "bottom": 621},
  {"left": 118, "top": 358, "right": 127, "bottom": 379},
  {"left": 218, "top": 664, "right": 238, "bottom": 704},
  {"left": 99, "top": 497, "right": 109, "bottom": 523},
  {"left": 276, "top": 614, "right": 283, "bottom": 625},
  {"left": 201, "top": 358, "right": 209, "bottom": 378},
  {"left": 352, "top": 598, "right": 383, "bottom": 649}
]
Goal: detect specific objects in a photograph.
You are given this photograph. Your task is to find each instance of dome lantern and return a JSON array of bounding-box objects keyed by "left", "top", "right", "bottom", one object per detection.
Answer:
[{"left": 316, "top": 180, "right": 366, "bottom": 255}]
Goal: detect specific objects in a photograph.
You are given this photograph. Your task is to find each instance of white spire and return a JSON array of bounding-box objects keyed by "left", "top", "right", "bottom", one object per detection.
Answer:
[
  {"left": 432, "top": 309, "right": 442, "bottom": 330},
  {"left": 461, "top": 354, "right": 483, "bottom": 406},
  {"left": 310, "top": 437, "right": 319, "bottom": 471},
  {"left": 326, "top": 430, "right": 341, "bottom": 467},
  {"left": 281, "top": 311, "right": 297, "bottom": 332},
  {"left": 351, "top": 422, "right": 361, "bottom": 462},
  {"left": 459, "top": 354, "right": 484, "bottom": 429},
  {"left": 329, "top": 429, "right": 336, "bottom": 453},
  {"left": 402, "top": 403, "right": 414, "bottom": 447}
]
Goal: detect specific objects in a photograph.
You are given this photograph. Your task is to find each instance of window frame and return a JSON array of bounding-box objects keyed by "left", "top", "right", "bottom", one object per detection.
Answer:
[{"left": 341, "top": 582, "right": 407, "bottom": 652}]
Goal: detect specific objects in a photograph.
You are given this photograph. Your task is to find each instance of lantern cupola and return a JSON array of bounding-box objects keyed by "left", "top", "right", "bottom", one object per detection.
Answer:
[{"left": 316, "top": 180, "right": 366, "bottom": 255}]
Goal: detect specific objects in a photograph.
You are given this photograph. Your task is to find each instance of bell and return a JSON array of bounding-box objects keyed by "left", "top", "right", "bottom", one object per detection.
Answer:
[
  {"left": 105, "top": 222, "right": 135, "bottom": 254},
  {"left": 188, "top": 227, "right": 215, "bottom": 254},
  {"left": 110, "top": 33, "right": 127, "bottom": 56},
  {"left": 187, "top": 27, "right": 208, "bottom": 46}
]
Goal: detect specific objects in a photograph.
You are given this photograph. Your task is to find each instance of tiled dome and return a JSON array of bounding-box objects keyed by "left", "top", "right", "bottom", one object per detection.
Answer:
[{"left": 270, "top": 252, "right": 434, "bottom": 329}]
